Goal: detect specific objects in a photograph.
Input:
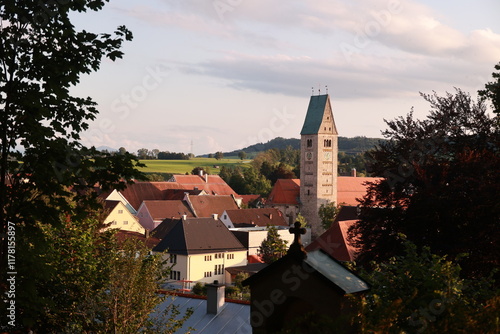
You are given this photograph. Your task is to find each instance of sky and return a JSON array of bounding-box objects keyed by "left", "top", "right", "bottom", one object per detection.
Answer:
[{"left": 72, "top": 0, "right": 500, "bottom": 156}]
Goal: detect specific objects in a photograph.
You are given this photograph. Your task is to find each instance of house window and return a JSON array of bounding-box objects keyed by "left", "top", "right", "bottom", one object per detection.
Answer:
[
  {"left": 112, "top": 221, "right": 117, "bottom": 225},
  {"left": 204, "top": 255, "right": 212, "bottom": 261},
  {"left": 223, "top": 215, "right": 227, "bottom": 219},
  {"left": 214, "top": 264, "right": 224, "bottom": 275},
  {"left": 227, "top": 254, "right": 234, "bottom": 260},
  {"left": 204, "top": 271, "right": 212, "bottom": 277},
  {"left": 170, "top": 254, "right": 177, "bottom": 264},
  {"left": 306, "top": 139, "right": 312, "bottom": 147},
  {"left": 170, "top": 270, "right": 180, "bottom": 280},
  {"left": 118, "top": 210, "right": 123, "bottom": 214},
  {"left": 123, "top": 221, "right": 128, "bottom": 225}
]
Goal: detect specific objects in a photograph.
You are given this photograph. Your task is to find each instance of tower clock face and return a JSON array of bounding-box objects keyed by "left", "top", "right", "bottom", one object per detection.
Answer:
[
  {"left": 324, "top": 152, "right": 331, "bottom": 160},
  {"left": 306, "top": 152, "right": 313, "bottom": 161}
]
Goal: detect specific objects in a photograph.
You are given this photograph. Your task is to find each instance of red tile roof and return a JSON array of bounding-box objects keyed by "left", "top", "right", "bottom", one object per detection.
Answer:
[
  {"left": 111, "top": 176, "right": 236, "bottom": 211},
  {"left": 305, "top": 205, "right": 361, "bottom": 261},
  {"left": 266, "top": 177, "right": 381, "bottom": 207},
  {"left": 267, "top": 179, "right": 301, "bottom": 205},
  {"left": 337, "top": 176, "right": 382, "bottom": 206},
  {"left": 142, "top": 200, "right": 194, "bottom": 220},
  {"left": 238, "top": 194, "right": 261, "bottom": 206},
  {"left": 224, "top": 208, "right": 288, "bottom": 227},
  {"left": 187, "top": 195, "right": 239, "bottom": 217},
  {"left": 171, "top": 174, "right": 237, "bottom": 196},
  {"left": 114, "top": 230, "right": 161, "bottom": 249},
  {"left": 305, "top": 220, "right": 358, "bottom": 262}
]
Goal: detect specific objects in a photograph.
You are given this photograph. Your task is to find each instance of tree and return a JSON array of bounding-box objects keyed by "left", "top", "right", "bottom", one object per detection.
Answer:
[
  {"left": 352, "top": 241, "right": 498, "bottom": 333},
  {"left": 215, "top": 151, "right": 224, "bottom": 160},
  {"left": 259, "top": 225, "right": 288, "bottom": 263},
  {"left": 118, "top": 147, "right": 127, "bottom": 155},
  {"left": 318, "top": 202, "right": 339, "bottom": 230},
  {"left": 137, "top": 148, "right": 150, "bottom": 159},
  {"left": 349, "top": 88, "right": 499, "bottom": 280},
  {"left": 479, "top": 61, "right": 500, "bottom": 114},
  {"left": 34, "top": 217, "right": 192, "bottom": 333},
  {"left": 238, "top": 151, "right": 247, "bottom": 160},
  {"left": 243, "top": 166, "right": 272, "bottom": 196},
  {"left": 0, "top": 2, "right": 152, "bottom": 331}
]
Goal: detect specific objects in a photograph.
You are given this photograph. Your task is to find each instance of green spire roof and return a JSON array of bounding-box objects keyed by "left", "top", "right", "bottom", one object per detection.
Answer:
[{"left": 300, "top": 94, "right": 329, "bottom": 135}]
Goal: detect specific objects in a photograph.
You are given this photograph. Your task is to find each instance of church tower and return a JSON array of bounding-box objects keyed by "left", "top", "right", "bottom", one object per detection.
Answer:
[{"left": 300, "top": 94, "right": 338, "bottom": 236}]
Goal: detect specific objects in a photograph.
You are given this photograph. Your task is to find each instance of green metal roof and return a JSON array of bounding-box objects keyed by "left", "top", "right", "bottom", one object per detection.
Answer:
[{"left": 300, "top": 94, "right": 329, "bottom": 135}]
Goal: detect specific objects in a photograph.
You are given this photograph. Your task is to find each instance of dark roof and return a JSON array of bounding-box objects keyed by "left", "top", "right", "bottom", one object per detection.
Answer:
[
  {"left": 225, "top": 263, "right": 268, "bottom": 276},
  {"left": 300, "top": 94, "right": 335, "bottom": 135},
  {"left": 224, "top": 208, "right": 288, "bottom": 227},
  {"left": 150, "top": 218, "right": 180, "bottom": 239},
  {"left": 243, "top": 248, "right": 369, "bottom": 294},
  {"left": 153, "top": 218, "right": 246, "bottom": 255}
]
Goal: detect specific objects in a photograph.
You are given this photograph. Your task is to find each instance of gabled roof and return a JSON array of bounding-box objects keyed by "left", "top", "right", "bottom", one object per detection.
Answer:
[
  {"left": 238, "top": 194, "right": 261, "bottom": 206},
  {"left": 153, "top": 218, "right": 246, "bottom": 255},
  {"left": 267, "top": 179, "right": 300, "bottom": 205},
  {"left": 300, "top": 94, "right": 337, "bottom": 135},
  {"left": 150, "top": 218, "right": 180, "bottom": 240},
  {"left": 306, "top": 206, "right": 360, "bottom": 261},
  {"left": 171, "top": 174, "right": 237, "bottom": 196},
  {"left": 243, "top": 247, "right": 369, "bottom": 294},
  {"left": 224, "top": 208, "right": 288, "bottom": 227},
  {"left": 337, "top": 176, "right": 382, "bottom": 206},
  {"left": 117, "top": 182, "right": 184, "bottom": 210},
  {"left": 141, "top": 200, "right": 194, "bottom": 220},
  {"left": 187, "top": 195, "right": 239, "bottom": 217}
]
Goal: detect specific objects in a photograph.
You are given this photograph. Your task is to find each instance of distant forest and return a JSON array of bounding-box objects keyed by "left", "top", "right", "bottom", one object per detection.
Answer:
[{"left": 207, "top": 136, "right": 384, "bottom": 158}]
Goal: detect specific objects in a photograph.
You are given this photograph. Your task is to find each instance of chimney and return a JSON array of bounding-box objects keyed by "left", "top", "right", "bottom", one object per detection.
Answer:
[
  {"left": 269, "top": 213, "right": 273, "bottom": 220},
  {"left": 144, "top": 229, "right": 150, "bottom": 238},
  {"left": 205, "top": 173, "right": 209, "bottom": 183},
  {"left": 199, "top": 170, "right": 204, "bottom": 177},
  {"left": 351, "top": 168, "right": 357, "bottom": 177},
  {"left": 182, "top": 214, "right": 187, "bottom": 220},
  {"left": 206, "top": 280, "right": 225, "bottom": 314},
  {"left": 212, "top": 213, "right": 218, "bottom": 220}
]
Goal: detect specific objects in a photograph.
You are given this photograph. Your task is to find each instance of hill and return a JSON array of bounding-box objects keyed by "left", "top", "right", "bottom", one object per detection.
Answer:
[{"left": 204, "top": 136, "right": 383, "bottom": 158}]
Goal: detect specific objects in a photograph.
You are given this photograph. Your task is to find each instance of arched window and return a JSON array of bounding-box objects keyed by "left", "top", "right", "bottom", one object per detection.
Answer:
[{"left": 307, "top": 139, "right": 312, "bottom": 147}]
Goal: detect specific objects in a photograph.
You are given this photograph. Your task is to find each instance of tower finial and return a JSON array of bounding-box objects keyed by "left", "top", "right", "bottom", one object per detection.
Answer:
[
  {"left": 318, "top": 83, "right": 321, "bottom": 95},
  {"left": 311, "top": 87, "right": 314, "bottom": 96},
  {"left": 326, "top": 85, "right": 328, "bottom": 94}
]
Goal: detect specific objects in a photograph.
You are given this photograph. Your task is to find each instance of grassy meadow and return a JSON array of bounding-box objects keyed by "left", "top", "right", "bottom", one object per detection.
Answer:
[{"left": 138, "top": 157, "right": 251, "bottom": 175}]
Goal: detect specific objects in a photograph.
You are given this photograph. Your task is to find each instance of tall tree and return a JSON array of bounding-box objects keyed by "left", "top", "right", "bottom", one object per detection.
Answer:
[
  {"left": 0, "top": 1, "right": 146, "bottom": 330},
  {"left": 349, "top": 88, "right": 499, "bottom": 280},
  {"left": 214, "top": 151, "right": 224, "bottom": 160},
  {"left": 479, "top": 61, "right": 500, "bottom": 114},
  {"left": 318, "top": 202, "right": 339, "bottom": 230},
  {"left": 259, "top": 225, "right": 288, "bottom": 263}
]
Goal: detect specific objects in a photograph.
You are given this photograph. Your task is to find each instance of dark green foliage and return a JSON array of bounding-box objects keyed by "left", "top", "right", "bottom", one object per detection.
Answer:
[
  {"left": 259, "top": 225, "right": 288, "bottom": 264},
  {"left": 215, "top": 151, "right": 224, "bottom": 160},
  {"left": 157, "top": 151, "right": 191, "bottom": 160},
  {"left": 479, "top": 61, "right": 500, "bottom": 114},
  {"left": 238, "top": 151, "right": 247, "bottom": 160},
  {"left": 352, "top": 241, "right": 499, "bottom": 333},
  {"left": 219, "top": 165, "right": 271, "bottom": 196},
  {"left": 192, "top": 282, "right": 207, "bottom": 295},
  {"left": 318, "top": 202, "right": 339, "bottom": 230},
  {"left": 349, "top": 88, "right": 499, "bottom": 281}
]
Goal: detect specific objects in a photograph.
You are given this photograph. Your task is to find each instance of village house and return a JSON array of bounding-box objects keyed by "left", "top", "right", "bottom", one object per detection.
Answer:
[
  {"left": 136, "top": 200, "right": 194, "bottom": 231},
  {"left": 220, "top": 208, "right": 288, "bottom": 229},
  {"left": 101, "top": 200, "right": 145, "bottom": 234},
  {"left": 152, "top": 216, "right": 247, "bottom": 289}
]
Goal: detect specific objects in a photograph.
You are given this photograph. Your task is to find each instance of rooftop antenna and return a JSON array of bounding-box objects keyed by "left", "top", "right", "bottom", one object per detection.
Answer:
[
  {"left": 318, "top": 83, "right": 321, "bottom": 95},
  {"left": 190, "top": 140, "right": 193, "bottom": 155},
  {"left": 326, "top": 85, "right": 328, "bottom": 94}
]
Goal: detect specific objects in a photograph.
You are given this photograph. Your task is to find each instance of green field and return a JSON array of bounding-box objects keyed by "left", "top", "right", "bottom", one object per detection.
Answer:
[{"left": 138, "top": 158, "right": 251, "bottom": 175}]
